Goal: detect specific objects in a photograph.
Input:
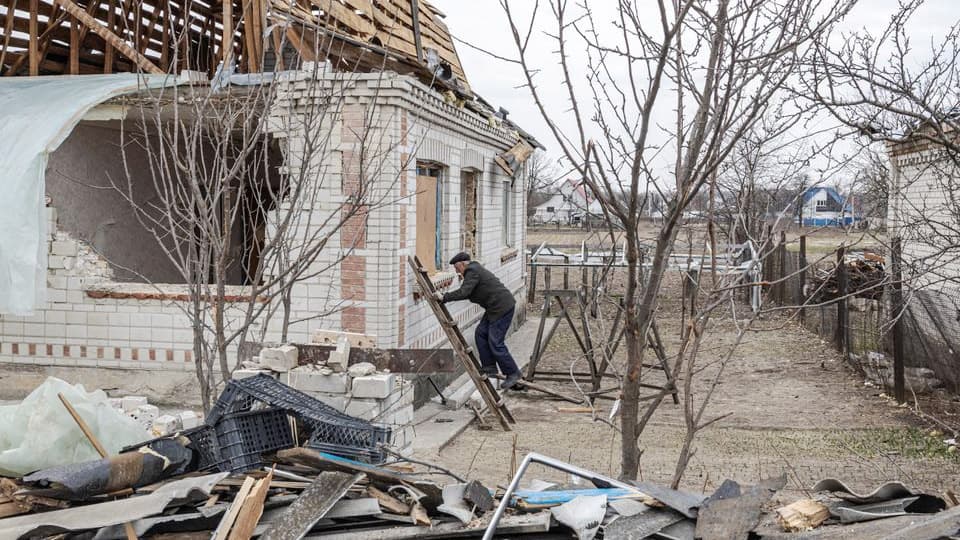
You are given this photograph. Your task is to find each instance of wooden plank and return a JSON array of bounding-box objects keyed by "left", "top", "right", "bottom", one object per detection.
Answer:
[
  {"left": 367, "top": 486, "right": 410, "bottom": 515},
  {"left": 775, "top": 499, "right": 830, "bottom": 532},
  {"left": 211, "top": 476, "right": 256, "bottom": 540},
  {"left": 0, "top": 0, "right": 18, "bottom": 73},
  {"left": 415, "top": 175, "right": 438, "bottom": 274},
  {"left": 51, "top": 0, "right": 163, "bottom": 73},
  {"left": 313, "top": 0, "right": 376, "bottom": 37},
  {"left": 69, "top": 14, "right": 78, "bottom": 74},
  {"left": 227, "top": 469, "right": 274, "bottom": 540},
  {"left": 222, "top": 0, "right": 232, "bottom": 62},
  {"left": 27, "top": 0, "right": 37, "bottom": 74},
  {"left": 285, "top": 26, "right": 316, "bottom": 62},
  {"left": 58, "top": 393, "right": 108, "bottom": 457},
  {"left": 276, "top": 448, "right": 442, "bottom": 511}
]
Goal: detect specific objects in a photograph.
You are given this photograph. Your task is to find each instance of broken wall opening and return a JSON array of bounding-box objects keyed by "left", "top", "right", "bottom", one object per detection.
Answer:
[
  {"left": 46, "top": 111, "right": 284, "bottom": 286},
  {"left": 461, "top": 169, "right": 478, "bottom": 256}
]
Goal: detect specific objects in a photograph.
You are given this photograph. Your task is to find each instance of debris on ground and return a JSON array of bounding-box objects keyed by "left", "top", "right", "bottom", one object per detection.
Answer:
[
  {"left": 806, "top": 251, "right": 885, "bottom": 301},
  {"left": 0, "top": 376, "right": 957, "bottom": 538}
]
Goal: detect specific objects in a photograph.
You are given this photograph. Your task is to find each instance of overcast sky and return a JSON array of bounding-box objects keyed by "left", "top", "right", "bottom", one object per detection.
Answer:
[{"left": 432, "top": 0, "right": 958, "bottom": 185}]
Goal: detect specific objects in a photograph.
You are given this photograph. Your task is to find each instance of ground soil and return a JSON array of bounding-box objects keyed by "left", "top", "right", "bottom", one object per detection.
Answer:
[{"left": 433, "top": 237, "right": 960, "bottom": 500}]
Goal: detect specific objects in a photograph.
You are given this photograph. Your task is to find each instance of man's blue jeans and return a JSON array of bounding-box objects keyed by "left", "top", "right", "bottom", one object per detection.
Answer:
[{"left": 475, "top": 307, "right": 520, "bottom": 376}]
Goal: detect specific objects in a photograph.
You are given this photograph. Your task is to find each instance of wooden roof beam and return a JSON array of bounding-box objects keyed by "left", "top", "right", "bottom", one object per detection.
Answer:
[{"left": 51, "top": 0, "right": 164, "bottom": 73}]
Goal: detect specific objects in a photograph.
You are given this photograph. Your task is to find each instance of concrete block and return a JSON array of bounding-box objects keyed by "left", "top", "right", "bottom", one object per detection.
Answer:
[
  {"left": 178, "top": 410, "right": 201, "bottom": 429},
  {"left": 306, "top": 391, "right": 348, "bottom": 412},
  {"left": 351, "top": 373, "right": 397, "bottom": 399},
  {"left": 382, "top": 403, "right": 414, "bottom": 427},
  {"left": 121, "top": 396, "right": 148, "bottom": 412},
  {"left": 344, "top": 398, "right": 382, "bottom": 421},
  {"left": 151, "top": 414, "right": 181, "bottom": 436},
  {"left": 233, "top": 368, "right": 273, "bottom": 380},
  {"left": 289, "top": 366, "right": 351, "bottom": 393},
  {"left": 390, "top": 425, "right": 417, "bottom": 448},
  {"left": 328, "top": 336, "right": 350, "bottom": 371},
  {"left": 260, "top": 345, "right": 298, "bottom": 372},
  {"left": 133, "top": 404, "right": 159, "bottom": 424},
  {"left": 312, "top": 329, "right": 377, "bottom": 348}
]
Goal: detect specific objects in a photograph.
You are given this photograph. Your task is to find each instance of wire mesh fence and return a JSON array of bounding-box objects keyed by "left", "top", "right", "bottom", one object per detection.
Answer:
[{"left": 761, "top": 234, "right": 960, "bottom": 395}]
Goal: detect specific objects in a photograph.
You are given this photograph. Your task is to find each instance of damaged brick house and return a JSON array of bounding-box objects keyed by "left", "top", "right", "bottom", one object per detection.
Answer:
[
  {"left": 887, "top": 132, "right": 960, "bottom": 390},
  {"left": 0, "top": 0, "right": 539, "bottom": 391}
]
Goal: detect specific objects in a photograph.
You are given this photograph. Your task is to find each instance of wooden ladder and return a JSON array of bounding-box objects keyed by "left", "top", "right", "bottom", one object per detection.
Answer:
[{"left": 407, "top": 256, "right": 516, "bottom": 431}]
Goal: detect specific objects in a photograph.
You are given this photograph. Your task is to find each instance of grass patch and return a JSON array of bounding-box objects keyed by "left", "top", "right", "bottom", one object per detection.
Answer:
[{"left": 830, "top": 427, "right": 959, "bottom": 460}]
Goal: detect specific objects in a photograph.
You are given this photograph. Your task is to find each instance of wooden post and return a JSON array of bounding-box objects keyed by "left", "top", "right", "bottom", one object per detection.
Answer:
[
  {"left": 544, "top": 267, "right": 552, "bottom": 316},
  {"left": 28, "top": 0, "right": 38, "bottom": 75},
  {"left": 527, "top": 264, "right": 537, "bottom": 303},
  {"left": 798, "top": 235, "right": 807, "bottom": 323},
  {"left": 777, "top": 231, "right": 787, "bottom": 305},
  {"left": 835, "top": 246, "right": 848, "bottom": 356},
  {"left": 890, "top": 237, "right": 905, "bottom": 403},
  {"left": 222, "top": 0, "right": 233, "bottom": 63}
]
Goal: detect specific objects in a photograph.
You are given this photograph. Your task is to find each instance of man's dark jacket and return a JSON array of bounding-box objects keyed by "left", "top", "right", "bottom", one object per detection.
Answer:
[{"left": 441, "top": 261, "right": 516, "bottom": 321}]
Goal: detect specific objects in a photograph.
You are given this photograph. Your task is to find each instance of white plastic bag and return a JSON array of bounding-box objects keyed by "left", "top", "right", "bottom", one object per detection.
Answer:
[{"left": 0, "top": 377, "right": 149, "bottom": 476}]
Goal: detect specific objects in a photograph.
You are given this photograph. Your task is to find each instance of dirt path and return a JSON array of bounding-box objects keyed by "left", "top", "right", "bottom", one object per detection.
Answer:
[{"left": 433, "top": 273, "right": 960, "bottom": 498}]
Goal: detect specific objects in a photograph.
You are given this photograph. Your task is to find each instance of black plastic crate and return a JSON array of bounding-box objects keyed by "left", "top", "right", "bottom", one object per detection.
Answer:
[
  {"left": 208, "top": 374, "right": 391, "bottom": 465},
  {"left": 207, "top": 375, "right": 356, "bottom": 425},
  {"left": 215, "top": 407, "right": 294, "bottom": 473},
  {"left": 183, "top": 425, "right": 222, "bottom": 471}
]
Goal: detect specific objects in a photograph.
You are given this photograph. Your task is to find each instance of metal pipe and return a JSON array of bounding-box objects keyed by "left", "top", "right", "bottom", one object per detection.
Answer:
[{"left": 482, "top": 452, "right": 640, "bottom": 540}]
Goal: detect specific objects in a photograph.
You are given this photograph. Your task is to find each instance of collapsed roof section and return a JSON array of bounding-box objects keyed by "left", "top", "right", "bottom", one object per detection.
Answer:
[{"left": 0, "top": 0, "right": 469, "bottom": 94}]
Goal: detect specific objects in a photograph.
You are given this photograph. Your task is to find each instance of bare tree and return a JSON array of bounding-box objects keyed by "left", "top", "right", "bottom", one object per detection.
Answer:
[
  {"left": 807, "top": 0, "right": 960, "bottom": 287},
  {"left": 501, "top": 0, "right": 854, "bottom": 480},
  {"left": 525, "top": 149, "right": 561, "bottom": 218}
]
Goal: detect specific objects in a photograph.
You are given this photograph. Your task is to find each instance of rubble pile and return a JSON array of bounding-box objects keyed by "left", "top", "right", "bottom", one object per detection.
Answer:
[
  {"left": 1, "top": 376, "right": 958, "bottom": 538},
  {"left": 806, "top": 251, "right": 886, "bottom": 301}
]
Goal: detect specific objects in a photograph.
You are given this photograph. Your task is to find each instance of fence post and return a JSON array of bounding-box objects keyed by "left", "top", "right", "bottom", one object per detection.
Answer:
[
  {"left": 528, "top": 263, "right": 538, "bottom": 303},
  {"left": 544, "top": 267, "right": 552, "bottom": 316},
  {"left": 777, "top": 231, "right": 787, "bottom": 305},
  {"left": 835, "top": 246, "right": 848, "bottom": 357},
  {"left": 798, "top": 235, "right": 807, "bottom": 323},
  {"left": 891, "top": 237, "right": 906, "bottom": 403}
]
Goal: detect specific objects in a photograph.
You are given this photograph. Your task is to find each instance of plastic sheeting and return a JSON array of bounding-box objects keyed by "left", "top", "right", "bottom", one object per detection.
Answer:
[
  {"left": 0, "top": 377, "right": 149, "bottom": 476},
  {"left": 0, "top": 74, "right": 175, "bottom": 315}
]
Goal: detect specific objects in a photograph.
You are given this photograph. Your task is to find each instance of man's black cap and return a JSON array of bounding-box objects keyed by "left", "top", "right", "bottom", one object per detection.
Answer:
[{"left": 449, "top": 252, "right": 471, "bottom": 265}]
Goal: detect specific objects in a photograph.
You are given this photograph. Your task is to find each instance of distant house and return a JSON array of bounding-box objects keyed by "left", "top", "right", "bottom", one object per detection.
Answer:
[
  {"left": 799, "top": 187, "right": 859, "bottom": 227},
  {"left": 532, "top": 179, "right": 593, "bottom": 224}
]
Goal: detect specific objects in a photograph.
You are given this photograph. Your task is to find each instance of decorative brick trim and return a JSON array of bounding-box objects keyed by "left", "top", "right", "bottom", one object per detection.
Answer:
[
  {"left": 85, "top": 289, "right": 268, "bottom": 303},
  {"left": 0, "top": 341, "right": 193, "bottom": 368}
]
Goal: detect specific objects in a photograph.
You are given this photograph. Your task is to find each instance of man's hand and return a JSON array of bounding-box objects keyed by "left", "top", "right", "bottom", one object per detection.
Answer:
[{"left": 433, "top": 291, "right": 445, "bottom": 302}]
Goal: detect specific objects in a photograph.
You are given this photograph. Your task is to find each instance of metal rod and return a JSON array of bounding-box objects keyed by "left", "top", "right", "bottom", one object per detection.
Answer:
[
  {"left": 427, "top": 376, "right": 447, "bottom": 406},
  {"left": 483, "top": 452, "right": 641, "bottom": 540}
]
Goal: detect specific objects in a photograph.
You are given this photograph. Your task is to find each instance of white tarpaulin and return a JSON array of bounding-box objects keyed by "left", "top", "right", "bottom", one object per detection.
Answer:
[{"left": 0, "top": 74, "right": 176, "bottom": 315}]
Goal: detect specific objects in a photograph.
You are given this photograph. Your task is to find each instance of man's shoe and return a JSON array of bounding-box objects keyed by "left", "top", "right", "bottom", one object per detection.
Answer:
[
  {"left": 481, "top": 367, "right": 498, "bottom": 378},
  {"left": 502, "top": 372, "right": 522, "bottom": 390}
]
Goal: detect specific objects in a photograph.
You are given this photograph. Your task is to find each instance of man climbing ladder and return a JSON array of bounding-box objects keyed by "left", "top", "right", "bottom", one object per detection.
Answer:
[{"left": 435, "top": 252, "right": 523, "bottom": 390}]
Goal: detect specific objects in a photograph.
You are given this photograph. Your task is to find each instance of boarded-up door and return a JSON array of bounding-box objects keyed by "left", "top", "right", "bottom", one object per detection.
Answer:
[{"left": 416, "top": 174, "right": 439, "bottom": 273}]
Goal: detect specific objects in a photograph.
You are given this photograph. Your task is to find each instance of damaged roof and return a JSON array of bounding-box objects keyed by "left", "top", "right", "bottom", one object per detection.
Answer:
[{"left": 0, "top": 0, "right": 470, "bottom": 94}]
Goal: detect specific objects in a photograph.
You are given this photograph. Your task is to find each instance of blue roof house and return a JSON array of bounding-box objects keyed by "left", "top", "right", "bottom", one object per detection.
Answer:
[{"left": 799, "top": 187, "right": 860, "bottom": 227}]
